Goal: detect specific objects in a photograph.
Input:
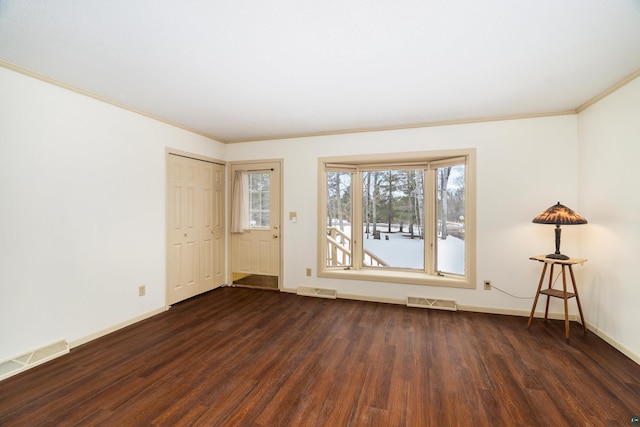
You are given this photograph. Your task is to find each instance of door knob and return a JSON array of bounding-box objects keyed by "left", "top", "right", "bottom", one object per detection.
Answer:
[{"left": 273, "top": 234, "right": 279, "bottom": 238}]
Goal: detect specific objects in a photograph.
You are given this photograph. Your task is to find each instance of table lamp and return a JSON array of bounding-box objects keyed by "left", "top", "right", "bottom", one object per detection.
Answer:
[{"left": 532, "top": 202, "right": 587, "bottom": 260}]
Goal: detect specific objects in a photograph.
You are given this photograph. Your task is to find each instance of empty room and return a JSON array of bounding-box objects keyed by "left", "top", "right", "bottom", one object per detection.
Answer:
[{"left": 1, "top": 1, "right": 640, "bottom": 425}]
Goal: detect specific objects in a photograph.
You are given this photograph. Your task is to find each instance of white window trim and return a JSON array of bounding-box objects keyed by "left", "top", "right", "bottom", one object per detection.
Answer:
[{"left": 317, "top": 149, "right": 476, "bottom": 289}]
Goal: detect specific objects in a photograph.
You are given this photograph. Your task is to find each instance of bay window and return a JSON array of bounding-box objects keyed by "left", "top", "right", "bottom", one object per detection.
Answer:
[{"left": 319, "top": 149, "right": 475, "bottom": 288}]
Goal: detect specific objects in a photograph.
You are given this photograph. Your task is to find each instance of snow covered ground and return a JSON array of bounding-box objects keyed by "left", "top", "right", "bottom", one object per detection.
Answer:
[{"left": 332, "top": 225, "right": 464, "bottom": 274}]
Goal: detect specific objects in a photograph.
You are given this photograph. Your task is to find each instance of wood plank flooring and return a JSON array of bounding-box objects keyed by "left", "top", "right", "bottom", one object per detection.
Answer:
[{"left": 1, "top": 287, "right": 639, "bottom": 426}]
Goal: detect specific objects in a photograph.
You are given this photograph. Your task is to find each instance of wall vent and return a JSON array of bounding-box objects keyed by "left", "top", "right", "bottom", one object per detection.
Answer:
[
  {"left": 297, "top": 286, "right": 337, "bottom": 299},
  {"left": 407, "top": 296, "right": 457, "bottom": 311},
  {"left": 0, "top": 339, "right": 69, "bottom": 381}
]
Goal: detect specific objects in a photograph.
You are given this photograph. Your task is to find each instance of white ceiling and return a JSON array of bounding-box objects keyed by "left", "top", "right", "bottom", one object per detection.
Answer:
[{"left": 1, "top": 1, "right": 640, "bottom": 143}]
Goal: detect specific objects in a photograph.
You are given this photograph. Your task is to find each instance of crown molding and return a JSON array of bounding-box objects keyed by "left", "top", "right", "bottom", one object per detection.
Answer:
[
  {"left": 0, "top": 59, "right": 226, "bottom": 143},
  {"left": 225, "top": 111, "right": 577, "bottom": 144},
  {"left": 576, "top": 69, "right": 640, "bottom": 113},
  {"left": 3, "top": 59, "right": 639, "bottom": 144}
]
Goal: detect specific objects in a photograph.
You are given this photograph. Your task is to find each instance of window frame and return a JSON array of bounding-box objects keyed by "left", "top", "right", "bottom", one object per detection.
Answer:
[{"left": 317, "top": 149, "right": 476, "bottom": 289}]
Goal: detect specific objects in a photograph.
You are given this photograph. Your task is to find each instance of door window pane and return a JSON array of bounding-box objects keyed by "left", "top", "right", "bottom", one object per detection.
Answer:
[{"left": 249, "top": 172, "right": 270, "bottom": 228}]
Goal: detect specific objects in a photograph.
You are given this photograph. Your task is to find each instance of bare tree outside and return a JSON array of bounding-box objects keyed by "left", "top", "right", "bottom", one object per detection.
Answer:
[{"left": 438, "top": 167, "right": 451, "bottom": 239}]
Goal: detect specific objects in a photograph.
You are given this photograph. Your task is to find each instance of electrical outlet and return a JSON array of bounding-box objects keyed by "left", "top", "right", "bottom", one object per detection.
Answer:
[
  {"left": 306, "top": 268, "right": 312, "bottom": 277},
  {"left": 483, "top": 280, "right": 491, "bottom": 290},
  {"left": 138, "top": 285, "right": 146, "bottom": 296}
]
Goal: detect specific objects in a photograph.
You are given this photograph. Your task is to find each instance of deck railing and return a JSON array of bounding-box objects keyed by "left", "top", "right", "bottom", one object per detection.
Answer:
[{"left": 326, "top": 227, "right": 387, "bottom": 267}]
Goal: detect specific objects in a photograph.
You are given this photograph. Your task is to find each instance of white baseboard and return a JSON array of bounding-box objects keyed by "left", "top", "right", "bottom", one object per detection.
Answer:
[
  {"left": 0, "top": 307, "right": 167, "bottom": 382},
  {"left": 67, "top": 288, "right": 640, "bottom": 368},
  {"left": 3, "top": 293, "right": 637, "bottom": 385},
  {"left": 279, "top": 288, "right": 636, "bottom": 365},
  {"left": 584, "top": 322, "right": 640, "bottom": 365},
  {"left": 288, "top": 287, "right": 574, "bottom": 320},
  {"left": 457, "top": 304, "right": 577, "bottom": 321},
  {"left": 68, "top": 306, "right": 167, "bottom": 349},
  {"left": 333, "top": 292, "right": 406, "bottom": 305}
]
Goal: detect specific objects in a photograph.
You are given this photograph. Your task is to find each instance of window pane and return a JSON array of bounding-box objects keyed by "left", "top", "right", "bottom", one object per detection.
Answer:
[
  {"left": 249, "top": 172, "right": 270, "bottom": 228},
  {"left": 435, "top": 164, "right": 465, "bottom": 275},
  {"left": 362, "top": 169, "right": 424, "bottom": 269},
  {"left": 326, "top": 171, "right": 352, "bottom": 267}
]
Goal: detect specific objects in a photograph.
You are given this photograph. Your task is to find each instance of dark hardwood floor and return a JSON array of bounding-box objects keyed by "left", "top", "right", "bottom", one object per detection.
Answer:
[{"left": 1, "top": 287, "right": 639, "bottom": 426}]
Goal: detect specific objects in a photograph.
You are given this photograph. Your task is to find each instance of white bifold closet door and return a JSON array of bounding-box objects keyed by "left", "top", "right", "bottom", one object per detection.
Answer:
[{"left": 167, "top": 154, "right": 225, "bottom": 305}]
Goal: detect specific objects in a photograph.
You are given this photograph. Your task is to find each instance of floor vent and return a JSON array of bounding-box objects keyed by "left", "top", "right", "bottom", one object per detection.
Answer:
[
  {"left": 297, "top": 286, "right": 337, "bottom": 299},
  {"left": 0, "top": 340, "right": 69, "bottom": 381},
  {"left": 407, "top": 296, "right": 457, "bottom": 311}
]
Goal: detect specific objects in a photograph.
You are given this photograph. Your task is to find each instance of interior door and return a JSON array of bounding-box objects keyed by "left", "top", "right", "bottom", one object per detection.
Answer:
[
  {"left": 211, "top": 162, "right": 225, "bottom": 289},
  {"left": 167, "top": 154, "right": 225, "bottom": 305},
  {"left": 199, "top": 161, "right": 226, "bottom": 292},
  {"left": 230, "top": 161, "right": 282, "bottom": 290}
]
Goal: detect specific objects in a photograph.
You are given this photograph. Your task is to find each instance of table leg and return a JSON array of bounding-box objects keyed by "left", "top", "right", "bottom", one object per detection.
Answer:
[
  {"left": 544, "top": 264, "right": 554, "bottom": 321},
  {"left": 568, "top": 265, "right": 588, "bottom": 334},
  {"left": 528, "top": 263, "right": 548, "bottom": 328},
  {"left": 562, "top": 265, "right": 570, "bottom": 341}
]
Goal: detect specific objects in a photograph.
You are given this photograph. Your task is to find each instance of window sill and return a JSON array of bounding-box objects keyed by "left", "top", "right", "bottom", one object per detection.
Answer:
[{"left": 318, "top": 268, "right": 474, "bottom": 289}]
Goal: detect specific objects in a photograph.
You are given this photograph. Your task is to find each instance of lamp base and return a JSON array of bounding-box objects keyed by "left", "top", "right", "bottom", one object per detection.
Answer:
[{"left": 545, "top": 253, "right": 569, "bottom": 260}]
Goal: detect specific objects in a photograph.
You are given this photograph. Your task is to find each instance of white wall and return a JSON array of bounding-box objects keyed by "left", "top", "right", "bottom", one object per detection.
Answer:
[
  {"left": 0, "top": 67, "right": 225, "bottom": 361},
  {"left": 4, "top": 63, "right": 637, "bottom": 366},
  {"left": 577, "top": 76, "right": 640, "bottom": 361},
  {"left": 226, "top": 115, "right": 581, "bottom": 316}
]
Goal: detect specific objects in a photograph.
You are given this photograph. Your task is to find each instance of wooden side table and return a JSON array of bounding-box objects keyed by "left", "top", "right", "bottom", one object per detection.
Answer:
[{"left": 527, "top": 255, "right": 588, "bottom": 340}]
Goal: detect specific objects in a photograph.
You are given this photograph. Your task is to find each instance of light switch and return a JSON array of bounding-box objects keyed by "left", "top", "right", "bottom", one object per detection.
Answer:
[{"left": 289, "top": 212, "right": 297, "bottom": 222}]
